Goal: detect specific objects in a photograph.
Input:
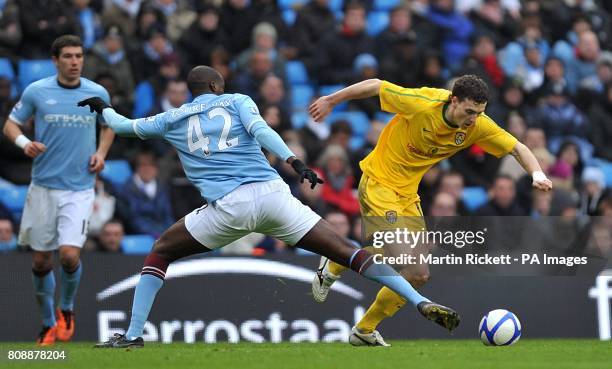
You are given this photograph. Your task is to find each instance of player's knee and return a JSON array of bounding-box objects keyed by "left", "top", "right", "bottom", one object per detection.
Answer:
[
  {"left": 32, "top": 258, "right": 53, "bottom": 273},
  {"left": 151, "top": 238, "right": 174, "bottom": 262},
  {"left": 408, "top": 273, "right": 430, "bottom": 288},
  {"left": 59, "top": 252, "right": 80, "bottom": 270}
]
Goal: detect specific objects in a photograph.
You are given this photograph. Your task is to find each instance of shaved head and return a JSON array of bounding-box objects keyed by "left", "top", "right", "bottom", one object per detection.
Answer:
[{"left": 187, "top": 65, "right": 225, "bottom": 96}]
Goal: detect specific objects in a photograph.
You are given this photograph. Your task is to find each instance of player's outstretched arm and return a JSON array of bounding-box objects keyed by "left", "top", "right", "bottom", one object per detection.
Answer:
[
  {"left": 77, "top": 97, "right": 138, "bottom": 137},
  {"left": 309, "top": 78, "right": 382, "bottom": 122},
  {"left": 510, "top": 142, "right": 553, "bottom": 191},
  {"left": 2, "top": 119, "right": 47, "bottom": 158}
]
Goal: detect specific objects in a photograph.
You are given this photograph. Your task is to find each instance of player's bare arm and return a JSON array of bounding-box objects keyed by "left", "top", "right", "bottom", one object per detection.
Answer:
[
  {"left": 2, "top": 118, "right": 47, "bottom": 158},
  {"left": 510, "top": 142, "right": 553, "bottom": 192},
  {"left": 89, "top": 126, "right": 114, "bottom": 173},
  {"left": 309, "top": 78, "right": 382, "bottom": 122}
]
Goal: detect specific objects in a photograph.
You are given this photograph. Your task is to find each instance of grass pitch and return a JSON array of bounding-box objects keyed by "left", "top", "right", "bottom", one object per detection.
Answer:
[{"left": 1, "top": 340, "right": 609, "bottom": 369}]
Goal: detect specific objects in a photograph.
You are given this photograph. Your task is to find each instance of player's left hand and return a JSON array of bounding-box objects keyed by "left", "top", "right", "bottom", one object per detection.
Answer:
[
  {"left": 78, "top": 97, "right": 110, "bottom": 114},
  {"left": 89, "top": 152, "right": 105, "bottom": 173},
  {"left": 308, "top": 96, "right": 334, "bottom": 123},
  {"left": 290, "top": 159, "right": 324, "bottom": 189},
  {"left": 532, "top": 171, "right": 552, "bottom": 191}
]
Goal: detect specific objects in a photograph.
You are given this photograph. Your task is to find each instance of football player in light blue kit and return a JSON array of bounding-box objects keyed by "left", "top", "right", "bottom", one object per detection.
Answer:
[
  {"left": 81, "top": 66, "right": 459, "bottom": 348},
  {"left": 3, "top": 35, "right": 114, "bottom": 346}
]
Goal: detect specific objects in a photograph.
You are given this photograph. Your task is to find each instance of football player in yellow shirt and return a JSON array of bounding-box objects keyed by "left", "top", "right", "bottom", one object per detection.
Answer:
[{"left": 309, "top": 75, "right": 553, "bottom": 346}]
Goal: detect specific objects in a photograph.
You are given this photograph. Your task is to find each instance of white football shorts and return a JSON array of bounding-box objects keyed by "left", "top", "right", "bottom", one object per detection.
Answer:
[
  {"left": 18, "top": 183, "right": 95, "bottom": 251},
  {"left": 185, "top": 179, "right": 321, "bottom": 249}
]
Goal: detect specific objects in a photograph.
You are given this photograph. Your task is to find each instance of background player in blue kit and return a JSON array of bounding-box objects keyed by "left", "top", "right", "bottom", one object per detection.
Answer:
[
  {"left": 2, "top": 35, "right": 114, "bottom": 346},
  {"left": 78, "top": 66, "right": 459, "bottom": 349}
]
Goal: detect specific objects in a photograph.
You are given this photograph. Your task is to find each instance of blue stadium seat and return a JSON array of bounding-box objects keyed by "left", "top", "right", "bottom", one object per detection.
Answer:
[
  {"left": 367, "top": 11, "right": 390, "bottom": 36},
  {"left": 121, "top": 235, "right": 155, "bottom": 254},
  {"left": 319, "top": 85, "right": 347, "bottom": 111},
  {"left": 373, "top": 0, "right": 401, "bottom": 11},
  {"left": 0, "top": 185, "right": 28, "bottom": 221},
  {"left": 278, "top": 0, "right": 308, "bottom": 10},
  {"left": 328, "top": 111, "right": 370, "bottom": 138},
  {"left": 291, "top": 111, "right": 309, "bottom": 129},
  {"left": 462, "top": 186, "right": 489, "bottom": 212},
  {"left": 101, "top": 160, "right": 132, "bottom": 188},
  {"left": 132, "top": 81, "right": 155, "bottom": 118},
  {"left": 291, "top": 84, "right": 314, "bottom": 111},
  {"left": 0, "top": 58, "right": 15, "bottom": 80},
  {"left": 350, "top": 136, "right": 366, "bottom": 151},
  {"left": 17, "top": 59, "right": 56, "bottom": 91},
  {"left": 286, "top": 60, "right": 309, "bottom": 85},
  {"left": 329, "top": 0, "right": 343, "bottom": 12},
  {"left": 282, "top": 9, "right": 296, "bottom": 26}
]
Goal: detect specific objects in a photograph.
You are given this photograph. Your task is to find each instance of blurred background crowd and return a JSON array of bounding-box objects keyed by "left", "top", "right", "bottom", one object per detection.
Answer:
[{"left": 0, "top": 0, "right": 611, "bottom": 255}]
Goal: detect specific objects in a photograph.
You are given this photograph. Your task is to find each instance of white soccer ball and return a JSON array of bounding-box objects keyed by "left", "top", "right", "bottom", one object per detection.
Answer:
[{"left": 479, "top": 309, "right": 521, "bottom": 346}]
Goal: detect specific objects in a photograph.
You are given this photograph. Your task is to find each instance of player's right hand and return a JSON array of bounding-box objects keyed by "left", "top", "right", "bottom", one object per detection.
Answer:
[
  {"left": 290, "top": 159, "right": 324, "bottom": 189},
  {"left": 77, "top": 97, "right": 110, "bottom": 114},
  {"left": 23, "top": 141, "right": 46, "bottom": 158},
  {"left": 308, "top": 96, "right": 334, "bottom": 123}
]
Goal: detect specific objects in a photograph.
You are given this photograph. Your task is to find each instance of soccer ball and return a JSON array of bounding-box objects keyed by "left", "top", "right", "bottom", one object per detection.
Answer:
[{"left": 479, "top": 309, "right": 521, "bottom": 346}]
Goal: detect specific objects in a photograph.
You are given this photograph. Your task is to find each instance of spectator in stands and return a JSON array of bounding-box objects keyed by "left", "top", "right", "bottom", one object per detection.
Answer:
[
  {"left": 587, "top": 82, "right": 612, "bottom": 161},
  {"left": 515, "top": 147, "right": 555, "bottom": 213},
  {"left": 498, "top": 113, "right": 529, "bottom": 181},
  {"left": 97, "top": 220, "right": 124, "bottom": 252},
  {"left": 316, "top": 144, "right": 360, "bottom": 216},
  {"left": 250, "top": 0, "right": 295, "bottom": 59},
  {"left": 575, "top": 51, "right": 612, "bottom": 111},
  {"left": 429, "top": 192, "right": 458, "bottom": 216},
  {"left": 549, "top": 141, "right": 583, "bottom": 191},
  {"left": 449, "top": 142, "right": 501, "bottom": 188},
  {"left": 530, "top": 56, "right": 567, "bottom": 103},
  {"left": 578, "top": 167, "right": 608, "bottom": 216},
  {"left": 274, "top": 141, "right": 307, "bottom": 197},
  {"left": 488, "top": 81, "right": 530, "bottom": 126},
  {"left": 426, "top": 0, "right": 474, "bottom": 71},
  {"left": 531, "top": 82, "right": 591, "bottom": 159},
  {"left": 297, "top": 170, "right": 328, "bottom": 216},
  {"left": 0, "top": 0, "right": 22, "bottom": 58},
  {"left": 0, "top": 202, "right": 14, "bottom": 224},
  {"left": 558, "top": 30, "right": 601, "bottom": 94},
  {"left": 19, "top": 0, "right": 79, "bottom": 58},
  {"left": 126, "top": 3, "right": 165, "bottom": 47},
  {"left": 132, "top": 52, "right": 182, "bottom": 118},
  {"left": 418, "top": 165, "right": 443, "bottom": 214},
  {"left": 177, "top": 4, "right": 227, "bottom": 72},
  {"left": 375, "top": 5, "right": 418, "bottom": 62},
  {"left": 102, "top": 0, "right": 144, "bottom": 38},
  {"left": 475, "top": 175, "right": 526, "bottom": 216},
  {"left": 414, "top": 51, "right": 447, "bottom": 88},
  {"left": 235, "top": 22, "right": 287, "bottom": 81},
  {"left": 256, "top": 74, "right": 289, "bottom": 113},
  {"left": 298, "top": 116, "right": 329, "bottom": 167},
  {"left": 219, "top": 0, "right": 257, "bottom": 56},
  {"left": 88, "top": 177, "right": 116, "bottom": 237},
  {"left": 379, "top": 31, "right": 420, "bottom": 87},
  {"left": 261, "top": 104, "right": 291, "bottom": 136},
  {"left": 326, "top": 120, "right": 353, "bottom": 154},
  {"left": 437, "top": 170, "right": 469, "bottom": 215},
  {"left": 468, "top": 0, "right": 520, "bottom": 47},
  {"left": 95, "top": 73, "right": 132, "bottom": 120},
  {"left": 150, "top": 0, "right": 195, "bottom": 43},
  {"left": 83, "top": 26, "right": 135, "bottom": 103},
  {"left": 292, "top": 0, "right": 337, "bottom": 74},
  {"left": 325, "top": 210, "right": 358, "bottom": 246},
  {"left": 348, "top": 53, "right": 381, "bottom": 118},
  {"left": 130, "top": 24, "right": 176, "bottom": 83},
  {"left": 231, "top": 49, "right": 274, "bottom": 97},
  {"left": 459, "top": 34, "right": 504, "bottom": 93},
  {"left": 148, "top": 79, "right": 189, "bottom": 115},
  {"left": 530, "top": 187, "right": 553, "bottom": 218},
  {"left": 119, "top": 151, "right": 174, "bottom": 238},
  {"left": 315, "top": 1, "right": 375, "bottom": 85},
  {"left": 0, "top": 218, "right": 17, "bottom": 252},
  {"left": 523, "top": 127, "right": 547, "bottom": 150},
  {"left": 73, "top": 0, "right": 101, "bottom": 50},
  {"left": 352, "top": 120, "right": 385, "bottom": 183}
]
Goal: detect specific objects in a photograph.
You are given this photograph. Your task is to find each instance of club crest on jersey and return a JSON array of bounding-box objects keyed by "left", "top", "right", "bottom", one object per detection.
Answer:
[
  {"left": 455, "top": 132, "right": 466, "bottom": 145},
  {"left": 385, "top": 210, "right": 397, "bottom": 224}
]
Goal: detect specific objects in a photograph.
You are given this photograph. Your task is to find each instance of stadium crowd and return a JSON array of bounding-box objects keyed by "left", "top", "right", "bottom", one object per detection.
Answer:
[{"left": 0, "top": 0, "right": 611, "bottom": 255}]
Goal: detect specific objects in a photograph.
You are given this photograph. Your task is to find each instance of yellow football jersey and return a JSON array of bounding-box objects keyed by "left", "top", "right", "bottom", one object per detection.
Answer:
[{"left": 360, "top": 80, "right": 518, "bottom": 200}]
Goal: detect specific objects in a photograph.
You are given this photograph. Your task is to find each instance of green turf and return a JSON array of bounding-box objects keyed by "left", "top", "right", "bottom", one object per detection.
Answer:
[{"left": 1, "top": 340, "right": 610, "bottom": 369}]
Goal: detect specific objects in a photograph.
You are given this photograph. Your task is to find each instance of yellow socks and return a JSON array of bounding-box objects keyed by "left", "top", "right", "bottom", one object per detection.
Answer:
[
  {"left": 355, "top": 287, "right": 407, "bottom": 334},
  {"left": 328, "top": 260, "right": 348, "bottom": 276}
]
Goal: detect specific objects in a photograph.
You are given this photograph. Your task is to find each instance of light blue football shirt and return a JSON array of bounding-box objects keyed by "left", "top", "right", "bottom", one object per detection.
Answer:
[
  {"left": 131, "top": 93, "right": 281, "bottom": 203},
  {"left": 9, "top": 76, "right": 110, "bottom": 191}
]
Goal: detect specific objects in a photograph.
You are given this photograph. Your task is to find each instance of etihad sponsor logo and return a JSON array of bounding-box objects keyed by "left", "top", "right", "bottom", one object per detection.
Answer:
[{"left": 44, "top": 114, "right": 96, "bottom": 124}]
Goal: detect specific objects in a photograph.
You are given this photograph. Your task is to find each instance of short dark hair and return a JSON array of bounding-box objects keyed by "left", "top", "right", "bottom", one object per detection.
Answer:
[
  {"left": 51, "top": 35, "right": 83, "bottom": 57},
  {"left": 451, "top": 75, "right": 489, "bottom": 104}
]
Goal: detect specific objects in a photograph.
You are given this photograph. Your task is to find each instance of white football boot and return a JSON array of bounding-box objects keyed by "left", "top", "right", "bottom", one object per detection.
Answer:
[
  {"left": 348, "top": 326, "right": 391, "bottom": 347},
  {"left": 311, "top": 257, "right": 340, "bottom": 303}
]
